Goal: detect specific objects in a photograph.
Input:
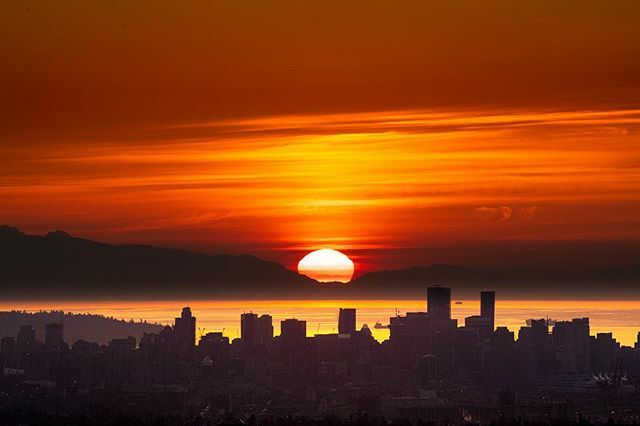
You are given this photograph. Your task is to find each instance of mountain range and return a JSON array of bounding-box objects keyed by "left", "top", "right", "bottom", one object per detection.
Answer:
[{"left": 0, "top": 225, "right": 638, "bottom": 299}]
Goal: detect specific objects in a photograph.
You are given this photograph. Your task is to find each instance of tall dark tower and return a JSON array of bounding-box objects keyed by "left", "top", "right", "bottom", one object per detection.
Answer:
[
  {"left": 174, "top": 307, "right": 196, "bottom": 358},
  {"left": 242, "top": 313, "right": 273, "bottom": 352},
  {"left": 280, "top": 318, "right": 307, "bottom": 351},
  {"left": 338, "top": 308, "right": 356, "bottom": 335},
  {"left": 241, "top": 312, "right": 258, "bottom": 350},
  {"left": 480, "top": 291, "right": 496, "bottom": 331},
  {"left": 427, "top": 286, "right": 451, "bottom": 320},
  {"left": 256, "top": 314, "right": 274, "bottom": 348},
  {"left": 17, "top": 325, "right": 36, "bottom": 350},
  {"left": 281, "top": 319, "right": 306, "bottom": 340},
  {"left": 45, "top": 322, "right": 64, "bottom": 349}
]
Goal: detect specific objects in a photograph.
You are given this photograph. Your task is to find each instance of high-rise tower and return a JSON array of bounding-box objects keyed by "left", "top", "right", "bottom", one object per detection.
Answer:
[
  {"left": 45, "top": 322, "right": 64, "bottom": 349},
  {"left": 338, "top": 308, "right": 356, "bottom": 335},
  {"left": 174, "top": 307, "right": 196, "bottom": 358},
  {"left": 427, "top": 286, "right": 451, "bottom": 320},
  {"left": 480, "top": 290, "right": 496, "bottom": 331}
]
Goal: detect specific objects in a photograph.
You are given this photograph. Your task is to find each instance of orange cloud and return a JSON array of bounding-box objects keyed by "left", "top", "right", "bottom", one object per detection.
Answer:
[{"left": 1, "top": 108, "right": 640, "bottom": 272}]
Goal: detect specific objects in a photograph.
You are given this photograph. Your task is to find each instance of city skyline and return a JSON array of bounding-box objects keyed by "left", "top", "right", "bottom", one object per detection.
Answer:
[
  {"left": 2, "top": 287, "right": 640, "bottom": 422},
  {"left": 2, "top": 1, "right": 640, "bottom": 423},
  {"left": 3, "top": 287, "right": 639, "bottom": 348}
]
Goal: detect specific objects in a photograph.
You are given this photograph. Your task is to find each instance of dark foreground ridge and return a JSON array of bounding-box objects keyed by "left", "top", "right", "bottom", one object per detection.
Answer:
[
  {"left": 1, "top": 288, "right": 639, "bottom": 424},
  {"left": 1, "top": 225, "right": 640, "bottom": 298}
]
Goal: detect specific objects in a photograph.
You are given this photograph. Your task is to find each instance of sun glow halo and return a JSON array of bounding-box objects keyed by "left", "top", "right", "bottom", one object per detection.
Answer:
[{"left": 297, "top": 249, "right": 355, "bottom": 283}]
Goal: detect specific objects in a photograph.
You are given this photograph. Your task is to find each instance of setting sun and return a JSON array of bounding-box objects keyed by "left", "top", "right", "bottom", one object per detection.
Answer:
[{"left": 297, "top": 249, "right": 355, "bottom": 283}]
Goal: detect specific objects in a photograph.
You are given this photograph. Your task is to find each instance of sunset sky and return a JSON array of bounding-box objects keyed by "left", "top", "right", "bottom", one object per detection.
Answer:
[{"left": 2, "top": 1, "right": 640, "bottom": 275}]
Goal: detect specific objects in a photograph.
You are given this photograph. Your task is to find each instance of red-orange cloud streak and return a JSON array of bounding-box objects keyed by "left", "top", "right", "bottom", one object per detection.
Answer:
[{"left": 1, "top": 109, "right": 639, "bottom": 272}]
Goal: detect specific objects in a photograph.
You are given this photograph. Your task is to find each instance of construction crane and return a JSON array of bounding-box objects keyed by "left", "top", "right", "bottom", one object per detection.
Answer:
[{"left": 197, "top": 327, "right": 206, "bottom": 340}]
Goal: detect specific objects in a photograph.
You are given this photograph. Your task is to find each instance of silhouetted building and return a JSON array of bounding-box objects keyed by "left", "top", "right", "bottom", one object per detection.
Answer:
[
  {"left": 427, "top": 286, "right": 451, "bottom": 320},
  {"left": 338, "top": 308, "right": 356, "bottom": 335},
  {"left": 241, "top": 313, "right": 273, "bottom": 352},
  {"left": 281, "top": 318, "right": 307, "bottom": 354},
  {"left": 419, "top": 354, "right": 441, "bottom": 381},
  {"left": 45, "top": 322, "right": 64, "bottom": 349},
  {"left": 455, "top": 326, "right": 480, "bottom": 371},
  {"left": 591, "top": 332, "right": 620, "bottom": 373},
  {"left": 518, "top": 318, "right": 554, "bottom": 375},
  {"left": 16, "top": 325, "right": 36, "bottom": 350},
  {"left": 198, "top": 332, "right": 230, "bottom": 366},
  {"left": 241, "top": 312, "right": 258, "bottom": 350},
  {"left": 256, "top": 314, "right": 274, "bottom": 349},
  {"left": 4, "top": 293, "right": 640, "bottom": 424},
  {"left": 1, "top": 336, "right": 15, "bottom": 352},
  {"left": 109, "top": 336, "right": 136, "bottom": 351},
  {"left": 281, "top": 318, "right": 306, "bottom": 341},
  {"left": 389, "top": 311, "right": 429, "bottom": 355},
  {"left": 493, "top": 326, "right": 515, "bottom": 348},
  {"left": 175, "top": 307, "right": 196, "bottom": 358},
  {"left": 519, "top": 319, "right": 549, "bottom": 347},
  {"left": 465, "top": 315, "right": 493, "bottom": 342},
  {"left": 480, "top": 290, "right": 495, "bottom": 331},
  {"left": 553, "top": 318, "right": 591, "bottom": 373}
]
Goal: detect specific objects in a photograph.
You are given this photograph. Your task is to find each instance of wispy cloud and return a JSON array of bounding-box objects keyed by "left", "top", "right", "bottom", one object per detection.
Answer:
[
  {"left": 476, "top": 206, "right": 513, "bottom": 222},
  {"left": 2, "top": 108, "right": 639, "bottom": 269}
]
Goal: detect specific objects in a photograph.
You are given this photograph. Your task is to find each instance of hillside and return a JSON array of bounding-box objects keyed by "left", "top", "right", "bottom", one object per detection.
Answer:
[
  {"left": 0, "top": 225, "right": 317, "bottom": 298},
  {"left": 0, "top": 310, "right": 163, "bottom": 345},
  {"left": 1, "top": 225, "right": 639, "bottom": 299}
]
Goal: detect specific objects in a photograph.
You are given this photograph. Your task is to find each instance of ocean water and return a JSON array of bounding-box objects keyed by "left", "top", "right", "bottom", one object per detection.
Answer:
[{"left": 2, "top": 299, "right": 639, "bottom": 346}]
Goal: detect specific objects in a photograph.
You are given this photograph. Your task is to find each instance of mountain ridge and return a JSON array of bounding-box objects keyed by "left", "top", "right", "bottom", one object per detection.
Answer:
[
  {"left": 0, "top": 225, "right": 317, "bottom": 297},
  {"left": 1, "top": 225, "right": 638, "bottom": 298}
]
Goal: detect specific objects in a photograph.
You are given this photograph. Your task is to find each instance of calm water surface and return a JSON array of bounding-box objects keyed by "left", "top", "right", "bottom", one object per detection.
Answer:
[{"left": 2, "top": 300, "right": 639, "bottom": 346}]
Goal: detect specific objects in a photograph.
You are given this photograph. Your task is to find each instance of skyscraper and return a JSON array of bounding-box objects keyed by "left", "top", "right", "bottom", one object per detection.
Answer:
[
  {"left": 241, "top": 312, "right": 258, "bottom": 349},
  {"left": 427, "top": 286, "right": 451, "bottom": 320},
  {"left": 242, "top": 313, "right": 273, "bottom": 352},
  {"left": 45, "top": 322, "right": 64, "bottom": 349},
  {"left": 281, "top": 319, "right": 306, "bottom": 340},
  {"left": 481, "top": 290, "right": 495, "bottom": 331},
  {"left": 552, "top": 317, "right": 591, "bottom": 373},
  {"left": 280, "top": 318, "right": 307, "bottom": 354},
  {"left": 465, "top": 315, "right": 493, "bottom": 341},
  {"left": 256, "top": 314, "right": 274, "bottom": 348},
  {"left": 338, "top": 308, "right": 356, "bottom": 335},
  {"left": 1, "top": 337, "right": 15, "bottom": 352},
  {"left": 17, "top": 325, "right": 36, "bottom": 350},
  {"left": 174, "top": 307, "right": 196, "bottom": 357}
]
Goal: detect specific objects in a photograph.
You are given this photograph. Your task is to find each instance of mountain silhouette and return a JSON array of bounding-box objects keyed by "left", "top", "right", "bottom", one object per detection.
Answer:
[
  {"left": 0, "top": 225, "right": 317, "bottom": 298},
  {"left": 1, "top": 225, "right": 639, "bottom": 299}
]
